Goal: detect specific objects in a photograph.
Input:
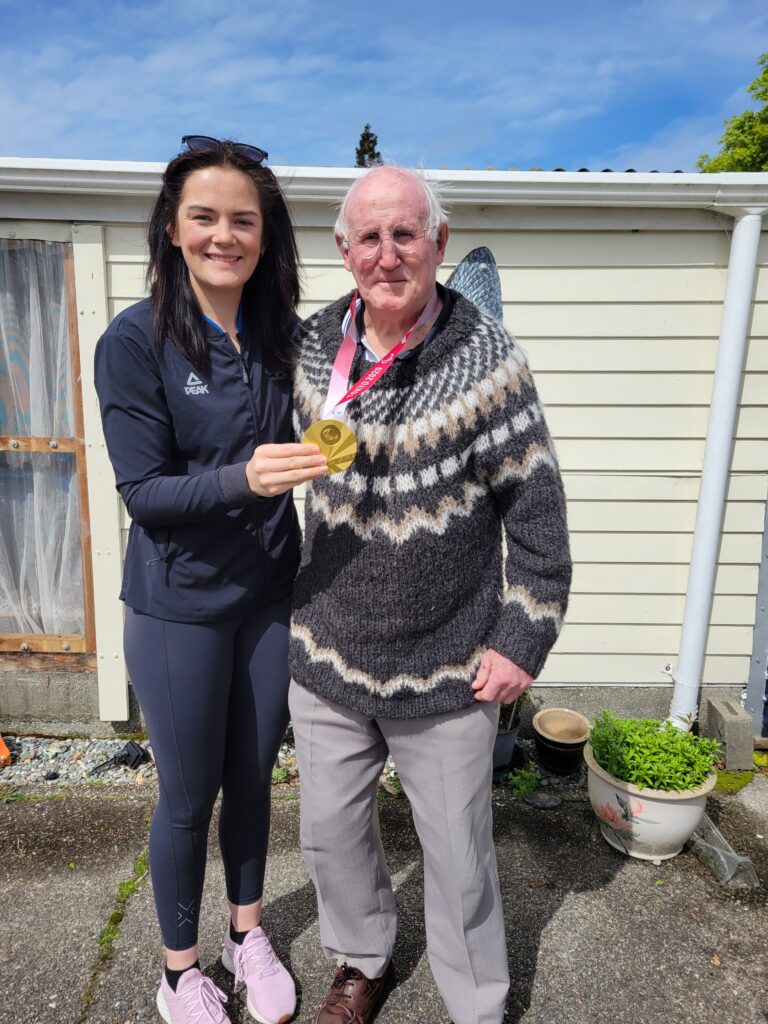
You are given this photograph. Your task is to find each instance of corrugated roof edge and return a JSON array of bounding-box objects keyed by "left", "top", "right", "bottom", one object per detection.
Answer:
[{"left": 0, "top": 159, "right": 767, "bottom": 211}]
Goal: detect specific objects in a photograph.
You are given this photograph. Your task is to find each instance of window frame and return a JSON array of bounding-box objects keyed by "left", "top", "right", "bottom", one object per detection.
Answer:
[{"left": 0, "top": 240, "right": 96, "bottom": 654}]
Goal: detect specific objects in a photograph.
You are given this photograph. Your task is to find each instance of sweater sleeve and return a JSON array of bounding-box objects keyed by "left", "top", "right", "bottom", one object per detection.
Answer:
[
  {"left": 473, "top": 338, "right": 572, "bottom": 678},
  {"left": 94, "top": 319, "right": 256, "bottom": 528}
]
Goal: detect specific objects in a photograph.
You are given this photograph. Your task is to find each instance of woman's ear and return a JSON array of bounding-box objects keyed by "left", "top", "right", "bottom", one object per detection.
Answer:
[{"left": 167, "top": 221, "right": 180, "bottom": 247}]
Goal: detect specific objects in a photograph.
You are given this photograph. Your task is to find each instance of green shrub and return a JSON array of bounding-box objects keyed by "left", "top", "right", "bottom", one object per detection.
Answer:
[
  {"left": 589, "top": 711, "right": 721, "bottom": 791},
  {"left": 504, "top": 764, "right": 541, "bottom": 798}
]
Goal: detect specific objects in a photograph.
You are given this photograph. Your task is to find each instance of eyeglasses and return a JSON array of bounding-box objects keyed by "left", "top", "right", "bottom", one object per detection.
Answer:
[
  {"left": 180, "top": 135, "right": 268, "bottom": 165},
  {"left": 343, "top": 225, "right": 429, "bottom": 261}
]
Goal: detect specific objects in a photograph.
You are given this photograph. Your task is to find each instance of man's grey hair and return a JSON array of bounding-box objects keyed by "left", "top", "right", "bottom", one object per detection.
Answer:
[{"left": 334, "top": 166, "right": 448, "bottom": 243}]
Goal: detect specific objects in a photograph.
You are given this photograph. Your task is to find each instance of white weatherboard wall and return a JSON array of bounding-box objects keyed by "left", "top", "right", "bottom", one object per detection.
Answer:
[{"left": 1, "top": 162, "right": 767, "bottom": 721}]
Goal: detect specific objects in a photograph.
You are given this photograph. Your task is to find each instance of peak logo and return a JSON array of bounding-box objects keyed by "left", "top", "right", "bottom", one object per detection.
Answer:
[{"left": 185, "top": 372, "right": 209, "bottom": 396}]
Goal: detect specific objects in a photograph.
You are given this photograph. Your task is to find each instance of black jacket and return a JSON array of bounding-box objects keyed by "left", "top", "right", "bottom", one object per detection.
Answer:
[{"left": 94, "top": 298, "right": 300, "bottom": 622}]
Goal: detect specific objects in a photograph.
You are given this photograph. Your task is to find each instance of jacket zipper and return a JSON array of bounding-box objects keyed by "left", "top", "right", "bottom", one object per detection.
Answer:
[
  {"left": 232, "top": 341, "right": 261, "bottom": 447},
  {"left": 233, "top": 340, "right": 266, "bottom": 543}
]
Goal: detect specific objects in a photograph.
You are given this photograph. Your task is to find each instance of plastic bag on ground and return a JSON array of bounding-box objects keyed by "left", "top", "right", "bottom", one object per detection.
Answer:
[{"left": 688, "top": 812, "right": 760, "bottom": 888}]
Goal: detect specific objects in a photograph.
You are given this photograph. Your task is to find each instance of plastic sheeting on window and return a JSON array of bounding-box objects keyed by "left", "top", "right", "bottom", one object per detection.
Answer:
[{"left": 0, "top": 239, "right": 85, "bottom": 634}]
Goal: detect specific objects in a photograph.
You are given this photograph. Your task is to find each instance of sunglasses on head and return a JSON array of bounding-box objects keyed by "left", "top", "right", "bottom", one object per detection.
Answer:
[{"left": 180, "top": 135, "right": 268, "bottom": 165}]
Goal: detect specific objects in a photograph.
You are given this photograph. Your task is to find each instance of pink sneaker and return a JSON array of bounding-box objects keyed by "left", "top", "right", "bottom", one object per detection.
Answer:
[
  {"left": 156, "top": 968, "right": 230, "bottom": 1023},
  {"left": 221, "top": 926, "right": 297, "bottom": 1024}
]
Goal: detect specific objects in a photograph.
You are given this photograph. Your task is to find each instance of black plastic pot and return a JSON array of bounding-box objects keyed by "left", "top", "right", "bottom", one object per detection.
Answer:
[
  {"left": 493, "top": 726, "right": 520, "bottom": 772},
  {"left": 532, "top": 708, "right": 591, "bottom": 775}
]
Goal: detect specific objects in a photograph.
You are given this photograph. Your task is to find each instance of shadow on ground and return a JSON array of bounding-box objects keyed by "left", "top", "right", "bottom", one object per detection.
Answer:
[{"left": 203, "top": 790, "right": 625, "bottom": 1024}]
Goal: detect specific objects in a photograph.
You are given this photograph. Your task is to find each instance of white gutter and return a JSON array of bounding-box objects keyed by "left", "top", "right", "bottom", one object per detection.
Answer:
[
  {"left": 668, "top": 210, "right": 765, "bottom": 729},
  {"left": 1, "top": 158, "right": 768, "bottom": 209}
]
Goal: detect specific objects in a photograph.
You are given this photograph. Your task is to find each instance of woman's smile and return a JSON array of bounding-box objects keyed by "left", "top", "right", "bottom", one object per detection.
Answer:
[{"left": 169, "top": 166, "right": 264, "bottom": 308}]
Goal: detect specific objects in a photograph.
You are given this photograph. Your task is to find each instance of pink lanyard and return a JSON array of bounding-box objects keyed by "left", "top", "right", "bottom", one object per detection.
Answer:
[{"left": 322, "top": 289, "right": 440, "bottom": 418}]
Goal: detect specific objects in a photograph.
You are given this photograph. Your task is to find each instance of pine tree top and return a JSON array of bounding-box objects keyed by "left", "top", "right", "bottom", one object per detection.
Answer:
[{"left": 355, "top": 123, "right": 382, "bottom": 168}]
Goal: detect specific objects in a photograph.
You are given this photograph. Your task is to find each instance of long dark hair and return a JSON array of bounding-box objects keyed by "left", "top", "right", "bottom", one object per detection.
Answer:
[{"left": 147, "top": 142, "right": 300, "bottom": 375}]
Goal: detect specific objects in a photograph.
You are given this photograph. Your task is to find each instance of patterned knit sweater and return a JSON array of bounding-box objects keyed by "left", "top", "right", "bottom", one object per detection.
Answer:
[{"left": 290, "top": 290, "right": 572, "bottom": 718}]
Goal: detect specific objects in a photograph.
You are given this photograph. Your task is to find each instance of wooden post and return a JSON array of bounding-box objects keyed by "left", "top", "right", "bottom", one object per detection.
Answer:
[{"left": 71, "top": 224, "right": 130, "bottom": 721}]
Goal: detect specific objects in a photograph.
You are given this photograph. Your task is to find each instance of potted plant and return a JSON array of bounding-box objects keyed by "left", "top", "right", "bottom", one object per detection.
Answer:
[{"left": 584, "top": 711, "right": 721, "bottom": 864}]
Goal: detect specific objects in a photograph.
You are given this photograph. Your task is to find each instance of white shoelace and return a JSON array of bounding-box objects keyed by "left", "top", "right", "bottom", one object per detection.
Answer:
[
  {"left": 234, "top": 929, "right": 281, "bottom": 985},
  {"left": 181, "top": 975, "right": 229, "bottom": 1022}
]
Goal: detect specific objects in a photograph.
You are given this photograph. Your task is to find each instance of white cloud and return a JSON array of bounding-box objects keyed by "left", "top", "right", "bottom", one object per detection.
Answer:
[
  {"left": 0, "top": 0, "right": 766, "bottom": 168},
  {"left": 585, "top": 113, "right": 727, "bottom": 171}
]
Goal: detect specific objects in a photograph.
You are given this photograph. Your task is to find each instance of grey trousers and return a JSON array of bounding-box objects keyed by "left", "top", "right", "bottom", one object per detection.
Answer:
[{"left": 289, "top": 682, "right": 510, "bottom": 1024}]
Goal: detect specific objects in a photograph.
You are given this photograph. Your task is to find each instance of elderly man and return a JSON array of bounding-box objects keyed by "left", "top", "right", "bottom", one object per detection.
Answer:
[{"left": 289, "top": 166, "right": 571, "bottom": 1024}]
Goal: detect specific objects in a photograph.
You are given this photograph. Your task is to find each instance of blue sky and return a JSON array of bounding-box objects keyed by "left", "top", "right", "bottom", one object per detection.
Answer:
[{"left": 1, "top": 0, "right": 766, "bottom": 171}]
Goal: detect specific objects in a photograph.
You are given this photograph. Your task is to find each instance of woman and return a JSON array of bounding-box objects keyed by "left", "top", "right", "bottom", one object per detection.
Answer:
[{"left": 95, "top": 137, "right": 327, "bottom": 1024}]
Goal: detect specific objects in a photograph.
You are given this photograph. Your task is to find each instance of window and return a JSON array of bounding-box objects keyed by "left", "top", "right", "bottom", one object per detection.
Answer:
[{"left": 0, "top": 238, "right": 94, "bottom": 653}]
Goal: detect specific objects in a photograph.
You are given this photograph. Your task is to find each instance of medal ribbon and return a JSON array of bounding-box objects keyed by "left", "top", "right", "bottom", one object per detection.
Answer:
[{"left": 322, "top": 289, "right": 440, "bottom": 418}]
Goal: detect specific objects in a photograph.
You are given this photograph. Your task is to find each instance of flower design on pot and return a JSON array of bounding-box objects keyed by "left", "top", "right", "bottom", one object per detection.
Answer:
[
  {"left": 594, "top": 794, "right": 658, "bottom": 853},
  {"left": 595, "top": 801, "right": 635, "bottom": 831}
]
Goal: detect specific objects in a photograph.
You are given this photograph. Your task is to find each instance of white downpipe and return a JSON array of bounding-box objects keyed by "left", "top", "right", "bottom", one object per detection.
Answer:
[{"left": 668, "top": 211, "right": 763, "bottom": 728}]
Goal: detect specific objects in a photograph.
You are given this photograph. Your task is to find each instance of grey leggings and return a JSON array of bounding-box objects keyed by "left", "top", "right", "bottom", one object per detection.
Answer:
[{"left": 124, "top": 599, "right": 291, "bottom": 950}]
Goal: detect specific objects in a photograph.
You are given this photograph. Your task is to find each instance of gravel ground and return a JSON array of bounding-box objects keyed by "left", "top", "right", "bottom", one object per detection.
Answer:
[
  {"left": 1, "top": 736, "right": 158, "bottom": 787},
  {"left": 0, "top": 735, "right": 298, "bottom": 789},
  {"left": 1, "top": 733, "right": 586, "bottom": 792}
]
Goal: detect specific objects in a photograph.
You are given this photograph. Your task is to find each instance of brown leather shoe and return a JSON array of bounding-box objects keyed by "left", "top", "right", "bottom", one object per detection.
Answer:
[{"left": 313, "top": 961, "right": 395, "bottom": 1024}]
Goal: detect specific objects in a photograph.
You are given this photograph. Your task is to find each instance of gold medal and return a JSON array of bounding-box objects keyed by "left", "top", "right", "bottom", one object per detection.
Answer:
[{"left": 302, "top": 418, "right": 357, "bottom": 474}]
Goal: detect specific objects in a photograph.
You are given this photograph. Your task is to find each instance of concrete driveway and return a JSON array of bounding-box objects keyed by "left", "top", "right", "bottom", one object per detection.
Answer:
[{"left": 1, "top": 777, "right": 766, "bottom": 1024}]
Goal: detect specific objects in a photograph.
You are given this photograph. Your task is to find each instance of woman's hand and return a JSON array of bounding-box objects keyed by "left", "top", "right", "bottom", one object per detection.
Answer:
[{"left": 246, "top": 443, "right": 328, "bottom": 497}]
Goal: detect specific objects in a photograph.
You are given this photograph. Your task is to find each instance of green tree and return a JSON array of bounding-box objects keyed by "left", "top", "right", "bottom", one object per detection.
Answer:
[
  {"left": 355, "top": 124, "right": 382, "bottom": 168},
  {"left": 698, "top": 53, "right": 768, "bottom": 171}
]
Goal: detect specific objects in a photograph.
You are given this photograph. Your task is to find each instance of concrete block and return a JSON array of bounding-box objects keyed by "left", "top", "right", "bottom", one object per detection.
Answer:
[
  {"left": 0, "top": 670, "right": 142, "bottom": 737},
  {"left": 704, "top": 698, "right": 754, "bottom": 771}
]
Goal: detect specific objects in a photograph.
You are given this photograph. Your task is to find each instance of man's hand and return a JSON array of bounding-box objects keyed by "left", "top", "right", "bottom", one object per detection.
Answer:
[
  {"left": 246, "top": 443, "right": 328, "bottom": 497},
  {"left": 472, "top": 649, "right": 533, "bottom": 704}
]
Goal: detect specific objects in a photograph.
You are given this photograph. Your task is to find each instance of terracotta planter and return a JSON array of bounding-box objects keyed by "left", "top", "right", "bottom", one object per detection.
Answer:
[
  {"left": 532, "top": 707, "right": 591, "bottom": 774},
  {"left": 584, "top": 744, "right": 717, "bottom": 864}
]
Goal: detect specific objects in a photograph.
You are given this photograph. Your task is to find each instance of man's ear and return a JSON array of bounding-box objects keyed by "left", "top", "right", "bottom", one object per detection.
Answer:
[
  {"left": 167, "top": 221, "right": 180, "bottom": 248},
  {"left": 336, "top": 234, "right": 353, "bottom": 271},
  {"left": 435, "top": 222, "right": 449, "bottom": 267}
]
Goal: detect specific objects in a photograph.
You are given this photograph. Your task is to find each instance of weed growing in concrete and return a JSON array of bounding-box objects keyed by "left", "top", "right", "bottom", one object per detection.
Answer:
[
  {"left": 504, "top": 764, "right": 541, "bottom": 799},
  {"left": 1, "top": 789, "right": 65, "bottom": 804},
  {"left": 272, "top": 764, "right": 297, "bottom": 784},
  {"left": 78, "top": 848, "right": 149, "bottom": 1021}
]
